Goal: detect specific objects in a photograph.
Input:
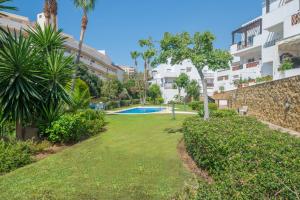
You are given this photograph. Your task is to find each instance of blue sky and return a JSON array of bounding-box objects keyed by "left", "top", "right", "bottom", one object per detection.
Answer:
[{"left": 12, "top": 0, "right": 262, "bottom": 70}]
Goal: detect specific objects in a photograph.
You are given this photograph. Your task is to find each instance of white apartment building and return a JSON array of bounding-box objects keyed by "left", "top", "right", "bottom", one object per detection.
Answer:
[
  {"left": 149, "top": 60, "right": 215, "bottom": 103},
  {"left": 119, "top": 65, "right": 136, "bottom": 77},
  {"left": 0, "top": 11, "right": 124, "bottom": 81},
  {"left": 215, "top": 0, "right": 300, "bottom": 92}
]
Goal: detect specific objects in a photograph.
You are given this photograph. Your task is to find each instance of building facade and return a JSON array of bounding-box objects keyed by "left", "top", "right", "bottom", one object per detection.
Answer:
[
  {"left": 215, "top": 0, "right": 300, "bottom": 92},
  {"left": 119, "top": 66, "right": 136, "bottom": 77},
  {"left": 149, "top": 60, "right": 215, "bottom": 103},
  {"left": 0, "top": 11, "right": 124, "bottom": 81}
]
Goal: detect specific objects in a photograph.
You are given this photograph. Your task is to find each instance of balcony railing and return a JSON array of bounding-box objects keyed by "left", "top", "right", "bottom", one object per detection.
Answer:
[
  {"left": 232, "top": 64, "right": 243, "bottom": 71},
  {"left": 246, "top": 61, "right": 260, "bottom": 68},
  {"left": 264, "top": 37, "right": 283, "bottom": 48}
]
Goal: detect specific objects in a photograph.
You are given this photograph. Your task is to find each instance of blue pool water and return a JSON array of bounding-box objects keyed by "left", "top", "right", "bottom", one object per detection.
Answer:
[{"left": 116, "top": 107, "right": 165, "bottom": 114}]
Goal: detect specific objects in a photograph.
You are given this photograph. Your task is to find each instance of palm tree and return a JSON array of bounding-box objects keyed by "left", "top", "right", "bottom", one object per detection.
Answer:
[
  {"left": 0, "top": 0, "right": 17, "bottom": 11},
  {"left": 0, "top": 29, "right": 42, "bottom": 139},
  {"left": 187, "top": 80, "right": 200, "bottom": 102},
  {"left": 43, "top": 0, "right": 50, "bottom": 25},
  {"left": 49, "top": 0, "right": 58, "bottom": 30},
  {"left": 72, "top": 0, "right": 96, "bottom": 90},
  {"left": 130, "top": 51, "right": 140, "bottom": 71}
]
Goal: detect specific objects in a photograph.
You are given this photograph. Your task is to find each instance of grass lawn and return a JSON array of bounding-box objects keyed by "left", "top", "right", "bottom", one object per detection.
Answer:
[{"left": 0, "top": 114, "right": 193, "bottom": 200}]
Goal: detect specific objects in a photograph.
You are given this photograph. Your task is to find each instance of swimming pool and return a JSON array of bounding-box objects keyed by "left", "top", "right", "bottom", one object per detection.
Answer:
[{"left": 116, "top": 107, "right": 165, "bottom": 114}]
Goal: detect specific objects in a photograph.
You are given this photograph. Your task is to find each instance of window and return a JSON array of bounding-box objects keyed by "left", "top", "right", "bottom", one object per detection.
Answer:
[
  {"left": 186, "top": 67, "right": 192, "bottom": 72},
  {"left": 248, "top": 58, "right": 255, "bottom": 63}
]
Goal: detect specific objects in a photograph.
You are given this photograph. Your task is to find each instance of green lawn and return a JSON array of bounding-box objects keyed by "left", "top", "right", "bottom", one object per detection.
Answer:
[{"left": 0, "top": 114, "right": 192, "bottom": 200}]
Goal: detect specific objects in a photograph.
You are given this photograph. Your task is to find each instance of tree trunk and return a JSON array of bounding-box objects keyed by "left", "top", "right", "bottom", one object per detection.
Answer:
[
  {"left": 71, "top": 13, "right": 87, "bottom": 91},
  {"left": 143, "top": 61, "right": 147, "bottom": 105},
  {"left": 198, "top": 69, "right": 209, "bottom": 120},
  {"left": 16, "top": 119, "right": 23, "bottom": 140}
]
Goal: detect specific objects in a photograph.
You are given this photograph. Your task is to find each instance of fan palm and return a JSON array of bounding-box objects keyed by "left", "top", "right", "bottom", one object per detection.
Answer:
[
  {"left": 0, "top": 29, "right": 42, "bottom": 139},
  {"left": 187, "top": 80, "right": 200, "bottom": 102},
  {"left": 72, "top": 0, "right": 96, "bottom": 90},
  {"left": 0, "top": 0, "right": 17, "bottom": 11}
]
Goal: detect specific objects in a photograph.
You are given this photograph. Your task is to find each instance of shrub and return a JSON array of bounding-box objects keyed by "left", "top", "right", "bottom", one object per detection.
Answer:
[
  {"left": 183, "top": 116, "right": 300, "bottom": 199},
  {"left": 105, "top": 101, "right": 120, "bottom": 110},
  {"left": 120, "top": 100, "right": 131, "bottom": 107},
  {"left": 46, "top": 109, "right": 105, "bottom": 143},
  {"left": 188, "top": 101, "right": 203, "bottom": 111},
  {"left": 211, "top": 109, "right": 237, "bottom": 118},
  {"left": 198, "top": 103, "right": 218, "bottom": 117},
  {"left": 0, "top": 140, "right": 32, "bottom": 174},
  {"left": 132, "top": 99, "right": 140, "bottom": 105}
]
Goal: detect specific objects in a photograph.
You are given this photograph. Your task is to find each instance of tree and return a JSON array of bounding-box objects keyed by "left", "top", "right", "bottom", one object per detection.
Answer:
[
  {"left": 77, "top": 64, "right": 102, "bottom": 98},
  {"left": 0, "top": 26, "right": 74, "bottom": 139},
  {"left": 148, "top": 84, "right": 162, "bottom": 104},
  {"left": 49, "top": 0, "right": 58, "bottom": 30},
  {"left": 43, "top": 0, "right": 50, "bottom": 25},
  {"left": 101, "top": 76, "right": 122, "bottom": 100},
  {"left": 72, "top": 0, "right": 96, "bottom": 90},
  {"left": 69, "top": 78, "right": 91, "bottom": 111},
  {"left": 187, "top": 80, "right": 200, "bottom": 102},
  {"left": 175, "top": 73, "right": 189, "bottom": 110},
  {"left": 130, "top": 51, "right": 143, "bottom": 102},
  {"left": 138, "top": 38, "right": 156, "bottom": 104},
  {"left": 0, "top": 29, "right": 42, "bottom": 139},
  {"left": 0, "top": 0, "right": 17, "bottom": 11},
  {"left": 157, "top": 32, "right": 232, "bottom": 120}
]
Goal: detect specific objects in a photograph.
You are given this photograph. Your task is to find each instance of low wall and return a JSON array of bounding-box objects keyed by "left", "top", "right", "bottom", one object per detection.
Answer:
[{"left": 225, "top": 75, "right": 300, "bottom": 132}]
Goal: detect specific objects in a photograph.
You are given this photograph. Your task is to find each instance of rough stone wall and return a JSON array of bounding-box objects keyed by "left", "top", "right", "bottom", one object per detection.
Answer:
[{"left": 225, "top": 75, "right": 300, "bottom": 132}]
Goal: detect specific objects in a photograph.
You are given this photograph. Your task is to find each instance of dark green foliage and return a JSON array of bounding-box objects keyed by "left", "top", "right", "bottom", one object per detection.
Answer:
[
  {"left": 188, "top": 101, "right": 203, "bottom": 111},
  {"left": 148, "top": 84, "right": 162, "bottom": 104},
  {"left": 211, "top": 109, "right": 237, "bottom": 118},
  {"left": 0, "top": 140, "right": 32, "bottom": 174},
  {"left": 120, "top": 100, "right": 132, "bottom": 107},
  {"left": 77, "top": 65, "right": 102, "bottom": 98},
  {"left": 105, "top": 101, "right": 120, "bottom": 110},
  {"left": 46, "top": 109, "right": 105, "bottom": 143},
  {"left": 183, "top": 116, "right": 300, "bottom": 199},
  {"left": 69, "top": 79, "right": 91, "bottom": 111}
]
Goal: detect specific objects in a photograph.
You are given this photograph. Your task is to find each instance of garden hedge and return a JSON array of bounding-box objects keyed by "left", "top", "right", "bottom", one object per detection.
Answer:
[{"left": 183, "top": 116, "right": 300, "bottom": 199}]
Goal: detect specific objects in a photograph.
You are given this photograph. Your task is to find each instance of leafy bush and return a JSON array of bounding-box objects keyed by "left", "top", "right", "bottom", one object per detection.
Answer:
[
  {"left": 46, "top": 109, "right": 105, "bottom": 143},
  {"left": 132, "top": 99, "right": 140, "bottom": 105},
  {"left": 188, "top": 101, "right": 203, "bottom": 111},
  {"left": 105, "top": 101, "right": 120, "bottom": 110},
  {"left": 211, "top": 109, "right": 237, "bottom": 118},
  {"left": 0, "top": 140, "right": 32, "bottom": 174},
  {"left": 120, "top": 100, "right": 131, "bottom": 107},
  {"left": 198, "top": 103, "right": 218, "bottom": 117},
  {"left": 183, "top": 116, "right": 300, "bottom": 199},
  {"left": 69, "top": 79, "right": 91, "bottom": 112}
]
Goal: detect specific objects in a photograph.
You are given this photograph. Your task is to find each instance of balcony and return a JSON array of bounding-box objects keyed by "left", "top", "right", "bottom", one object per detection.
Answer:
[
  {"left": 231, "top": 18, "right": 263, "bottom": 56},
  {"left": 164, "top": 83, "right": 175, "bottom": 90},
  {"left": 246, "top": 61, "right": 260, "bottom": 68}
]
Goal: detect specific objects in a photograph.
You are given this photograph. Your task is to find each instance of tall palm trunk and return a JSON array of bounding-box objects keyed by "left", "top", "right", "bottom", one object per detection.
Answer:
[
  {"left": 72, "top": 10, "right": 88, "bottom": 91},
  {"left": 134, "top": 59, "right": 142, "bottom": 104},
  {"left": 16, "top": 119, "right": 23, "bottom": 140},
  {"left": 43, "top": 0, "right": 50, "bottom": 26},
  {"left": 49, "top": 0, "right": 58, "bottom": 30},
  {"left": 198, "top": 69, "right": 209, "bottom": 120},
  {"left": 143, "top": 61, "right": 148, "bottom": 105}
]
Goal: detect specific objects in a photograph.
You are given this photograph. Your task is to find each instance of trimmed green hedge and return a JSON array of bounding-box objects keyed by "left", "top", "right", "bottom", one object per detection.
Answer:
[{"left": 183, "top": 116, "right": 300, "bottom": 199}]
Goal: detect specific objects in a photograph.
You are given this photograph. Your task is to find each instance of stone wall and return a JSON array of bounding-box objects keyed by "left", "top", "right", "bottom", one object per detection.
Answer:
[{"left": 225, "top": 75, "right": 300, "bottom": 132}]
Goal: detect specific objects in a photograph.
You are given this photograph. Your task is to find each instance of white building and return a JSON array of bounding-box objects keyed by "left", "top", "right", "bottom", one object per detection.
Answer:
[
  {"left": 119, "top": 65, "right": 136, "bottom": 77},
  {"left": 215, "top": 0, "right": 300, "bottom": 92},
  {"left": 0, "top": 11, "right": 124, "bottom": 81},
  {"left": 149, "top": 60, "right": 215, "bottom": 103}
]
